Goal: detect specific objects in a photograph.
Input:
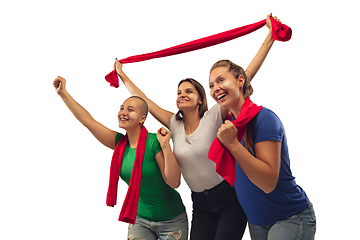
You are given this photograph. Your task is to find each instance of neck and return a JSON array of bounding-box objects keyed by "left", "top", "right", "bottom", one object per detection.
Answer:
[
  {"left": 230, "top": 97, "right": 245, "bottom": 118},
  {"left": 126, "top": 126, "right": 143, "bottom": 148},
  {"left": 182, "top": 109, "right": 201, "bottom": 135}
]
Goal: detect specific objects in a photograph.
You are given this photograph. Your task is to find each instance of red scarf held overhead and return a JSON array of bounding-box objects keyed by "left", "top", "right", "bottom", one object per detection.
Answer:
[
  {"left": 208, "top": 98, "right": 262, "bottom": 186},
  {"left": 105, "top": 17, "right": 292, "bottom": 88},
  {"left": 106, "top": 127, "right": 148, "bottom": 224}
]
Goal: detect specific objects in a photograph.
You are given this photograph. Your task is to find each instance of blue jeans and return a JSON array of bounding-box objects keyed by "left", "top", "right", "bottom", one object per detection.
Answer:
[
  {"left": 249, "top": 204, "right": 316, "bottom": 240},
  {"left": 190, "top": 180, "right": 247, "bottom": 240},
  {"left": 127, "top": 212, "right": 188, "bottom": 240}
]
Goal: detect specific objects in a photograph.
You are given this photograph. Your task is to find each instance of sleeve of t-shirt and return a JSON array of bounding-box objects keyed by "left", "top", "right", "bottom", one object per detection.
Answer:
[
  {"left": 115, "top": 132, "right": 125, "bottom": 146},
  {"left": 253, "top": 108, "right": 284, "bottom": 144},
  {"left": 169, "top": 114, "right": 179, "bottom": 141},
  {"left": 150, "top": 133, "right": 162, "bottom": 156},
  {"left": 203, "top": 104, "right": 223, "bottom": 127}
]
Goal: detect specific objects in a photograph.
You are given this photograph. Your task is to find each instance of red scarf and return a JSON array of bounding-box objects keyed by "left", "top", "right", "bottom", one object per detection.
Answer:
[
  {"left": 208, "top": 98, "right": 262, "bottom": 186},
  {"left": 106, "top": 126, "right": 148, "bottom": 224},
  {"left": 105, "top": 17, "right": 291, "bottom": 88}
]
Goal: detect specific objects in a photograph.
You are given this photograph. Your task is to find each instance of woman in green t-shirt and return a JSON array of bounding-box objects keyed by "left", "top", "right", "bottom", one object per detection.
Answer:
[{"left": 53, "top": 76, "right": 187, "bottom": 240}]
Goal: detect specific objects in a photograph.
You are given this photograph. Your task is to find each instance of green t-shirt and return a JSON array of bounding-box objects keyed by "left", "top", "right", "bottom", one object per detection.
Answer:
[{"left": 115, "top": 132, "right": 185, "bottom": 221}]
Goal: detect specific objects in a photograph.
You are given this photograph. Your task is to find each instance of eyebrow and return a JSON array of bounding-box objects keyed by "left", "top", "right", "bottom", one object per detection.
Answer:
[
  {"left": 120, "top": 105, "right": 136, "bottom": 109},
  {"left": 178, "top": 87, "right": 194, "bottom": 91},
  {"left": 210, "top": 75, "right": 224, "bottom": 83}
]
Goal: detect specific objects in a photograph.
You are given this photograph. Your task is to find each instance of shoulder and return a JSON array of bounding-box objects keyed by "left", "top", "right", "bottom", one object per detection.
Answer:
[
  {"left": 257, "top": 108, "right": 281, "bottom": 123},
  {"left": 202, "top": 104, "right": 222, "bottom": 125},
  {"left": 170, "top": 114, "right": 183, "bottom": 132},
  {"left": 115, "top": 132, "right": 125, "bottom": 146},
  {"left": 146, "top": 132, "right": 158, "bottom": 143},
  {"left": 205, "top": 104, "right": 221, "bottom": 117},
  {"left": 252, "top": 107, "right": 284, "bottom": 143},
  {"left": 146, "top": 132, "right": 162, "bottom": 154}
]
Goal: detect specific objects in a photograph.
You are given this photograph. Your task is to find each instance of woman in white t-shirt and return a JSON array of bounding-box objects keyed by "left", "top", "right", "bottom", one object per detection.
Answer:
[{"left": 115, "top": 14, "right": 279, "bottom": 240}]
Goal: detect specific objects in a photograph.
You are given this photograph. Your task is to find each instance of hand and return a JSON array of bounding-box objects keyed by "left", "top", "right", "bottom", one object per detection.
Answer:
[
  {"left": 157, "top": 127, "right": 171, "bottom": 146},
  {"left": 113, "top": 58, "right": 123, "bottom": 75},
  {"left": 266, "top": 13, "right": 281, "bottom": 31},
  {"left": 217, "top": 120, "right": 238, "bottom": 148},
  {"left": 53, "top": 76, "right": 67, "bottom": 95}
]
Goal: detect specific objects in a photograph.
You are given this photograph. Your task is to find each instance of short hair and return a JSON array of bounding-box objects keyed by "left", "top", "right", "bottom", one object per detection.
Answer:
[
  {"left": 175, "top": 78, "right": 208, "bottom": 121},
  {"left": 128, "top": 96, "right": 148, "bottom": 117}
]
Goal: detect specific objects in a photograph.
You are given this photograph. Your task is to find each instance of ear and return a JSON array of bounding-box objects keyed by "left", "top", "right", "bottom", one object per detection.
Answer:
[
  {"left": 139, "top": 115, "right": 147, "bottom": 124},
  {"left": 237, "top": 75, "right": 245, "bottom": 89}
]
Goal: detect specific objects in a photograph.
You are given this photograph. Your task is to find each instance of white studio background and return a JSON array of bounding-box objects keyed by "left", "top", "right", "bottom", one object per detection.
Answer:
[{"left": 1, "top": 1, "right": 358, "bottom": 239}]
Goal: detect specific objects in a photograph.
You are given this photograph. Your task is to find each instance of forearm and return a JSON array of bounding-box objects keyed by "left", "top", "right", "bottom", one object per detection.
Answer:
[
  {"left": 118, "top": 71, "right": 149, "bottom": 101},
  {"left": 245, "top": 31, "right": 273, "bottom": 81},
  {"left": 227, "top": 141, "right": 278, "bottom": 193},
  {"left": 160, "top": 142, "right": 181, "bottom": 188},
  {"left": 59, "top": 90, "right": 95, "bottom": 127},
  {"left": 117, "top": 70, "right": 173, "bottom": 129}
]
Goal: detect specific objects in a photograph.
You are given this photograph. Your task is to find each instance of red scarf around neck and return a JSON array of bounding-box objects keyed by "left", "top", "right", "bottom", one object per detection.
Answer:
[
  {"left": 106, "top": 126, "right": 148, "bottom": 224},
  {"left": 105, "top": 17, "right": 291, "bottom": 88},
  {"left": 208, "top": 98, "right": 262, "bottom": 186}
]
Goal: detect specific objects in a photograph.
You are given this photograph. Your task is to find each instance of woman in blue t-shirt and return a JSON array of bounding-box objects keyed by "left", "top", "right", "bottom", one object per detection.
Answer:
[{"left": 208, "top": 59, "right": 316, "bottom": 240}]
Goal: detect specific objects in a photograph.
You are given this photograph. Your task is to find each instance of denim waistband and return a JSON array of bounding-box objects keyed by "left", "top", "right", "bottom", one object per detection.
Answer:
[{"left": 192, "top": 180, "right": 232, "bottom": 196}]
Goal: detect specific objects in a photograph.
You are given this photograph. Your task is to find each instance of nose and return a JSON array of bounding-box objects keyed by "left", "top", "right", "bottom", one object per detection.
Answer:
[
  {"left": 118, "top": 109, "right": 127, "bottom": 117},
  {"left": 211, "top": 82, "right": 220, "bottom": 94},
  {"left": 178, "top": 91, "right": 187, "bottom": 99}
]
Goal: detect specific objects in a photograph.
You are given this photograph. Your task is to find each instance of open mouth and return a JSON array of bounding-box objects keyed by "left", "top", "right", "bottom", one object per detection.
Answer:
[
  {"left": 216, "top": 93, "right": 227, "bottom": 101},
  {"left": 119, "top": 117, "right": 129, "bottom": 122},
  {"left": 178, "top": 98, "right": 188, "bottom": 104}
]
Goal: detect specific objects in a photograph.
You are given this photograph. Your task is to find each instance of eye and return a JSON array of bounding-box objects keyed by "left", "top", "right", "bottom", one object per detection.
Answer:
[{"left": 209, "top": 84, "right": 214, "bottom": 89}]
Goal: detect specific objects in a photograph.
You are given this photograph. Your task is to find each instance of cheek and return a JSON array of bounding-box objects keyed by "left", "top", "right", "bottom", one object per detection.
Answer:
[
  {"left": 210, "top": 89, "right": 215, "bottom": 99},
  {"left": 223, "top": 79, "right": 237, "bottom": 90}
]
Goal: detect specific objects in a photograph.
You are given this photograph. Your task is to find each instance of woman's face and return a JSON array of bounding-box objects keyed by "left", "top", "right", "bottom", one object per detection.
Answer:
[
  {"left": 176, "top": 81, "right": 202, "bottom": 112},
  {"left": 118, "top": 98, "right": 145, "bottom": 130},
  {"left": 209, "top": 67, "right": 243, "bottom": 110}
]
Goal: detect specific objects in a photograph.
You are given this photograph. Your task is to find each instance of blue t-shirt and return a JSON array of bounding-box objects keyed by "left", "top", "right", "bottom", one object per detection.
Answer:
[{"left": 234, "top": 107, "right": 310, "bottom": 226}]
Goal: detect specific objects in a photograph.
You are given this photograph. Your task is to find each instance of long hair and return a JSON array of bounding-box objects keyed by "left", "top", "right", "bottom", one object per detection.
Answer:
[{"left": 175, "top": 78, "right": 208, "bottom": 121}]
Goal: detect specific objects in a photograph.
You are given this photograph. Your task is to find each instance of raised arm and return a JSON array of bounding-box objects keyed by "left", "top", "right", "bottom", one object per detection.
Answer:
[
  {"left": 245, "top": 14, "right": 279, "bottom": 81},
  {"left": 220, "top": 14, "right": 279, "bottom": 121},
  {"left": 155, "top": 127, "right": 181, "bottom": 188},
  {"left": 53, "top": 76, "right": 117, "bottom": 149},
  {"left": 115, "top": 60, "right": 174, "bottom": 129}
]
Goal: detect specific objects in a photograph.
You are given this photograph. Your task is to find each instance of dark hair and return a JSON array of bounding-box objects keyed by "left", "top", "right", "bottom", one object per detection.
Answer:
[
  {"left": 175, "top": 78, "right": 208, "bottom": 121},
  {"left": 128, "top": 96, "right": 148, "bottom": 117},
  {"left": 210, "top": 60, "right": 254, "bottom": 153}
]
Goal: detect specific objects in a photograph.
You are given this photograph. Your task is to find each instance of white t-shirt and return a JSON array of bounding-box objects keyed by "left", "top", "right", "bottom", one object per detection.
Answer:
[{"left": 170, "top": 104, "right": 224, "bottom": 192}]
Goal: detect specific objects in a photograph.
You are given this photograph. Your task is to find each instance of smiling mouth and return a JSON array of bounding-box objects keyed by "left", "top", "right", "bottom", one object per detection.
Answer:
[
  {"left": 119, "top": 117, "right": 129, "bottom": 121},
  {"left": 216, "top": 93, "right": 227, "bottom": 101},
  {"left": 178, "top": 99, "right": 188, "bottom": 103}
]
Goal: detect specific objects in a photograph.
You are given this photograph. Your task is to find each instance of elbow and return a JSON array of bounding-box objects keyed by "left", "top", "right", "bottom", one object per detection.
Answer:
[
  {"left": 169, "top": 180, "right": 181, "bottom": 189},
  {"left": 166, "top": 178, "right": 181, "bottom": 189},
  {"left": 262, "top": 176, "right": 278, "bottom": 194},
  {"left": 263, "top": 184, "right": 276, "bottom": 194}
]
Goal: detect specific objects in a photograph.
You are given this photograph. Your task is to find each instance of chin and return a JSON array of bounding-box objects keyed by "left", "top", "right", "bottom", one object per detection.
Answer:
[{"left": 216, "top": 100, "right": 228, "bottom": 109}]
